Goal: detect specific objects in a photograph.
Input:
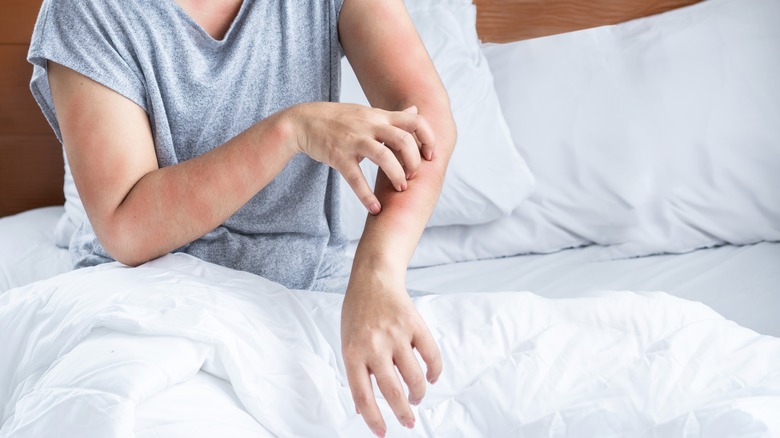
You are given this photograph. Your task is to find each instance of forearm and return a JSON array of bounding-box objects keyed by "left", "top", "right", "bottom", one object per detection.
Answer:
[
  {"left": 339, "top": 0, "right": 456, "bottom": 281},
  {"left": 101, "top": 113, "right": 295, "bottom": 265},
  {"left": 352, "top": 99, "right": 456, "bottom": 275}
]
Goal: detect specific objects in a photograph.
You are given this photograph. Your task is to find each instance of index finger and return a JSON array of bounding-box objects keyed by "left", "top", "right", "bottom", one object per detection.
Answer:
[{"left": 340, "top": 162, "right": 381, "bottom": 215}]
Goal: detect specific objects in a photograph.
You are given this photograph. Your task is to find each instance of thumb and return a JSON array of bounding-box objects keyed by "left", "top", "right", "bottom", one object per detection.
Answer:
[{"left": 402, "top": 105, "right": 418, "bottom": 114}]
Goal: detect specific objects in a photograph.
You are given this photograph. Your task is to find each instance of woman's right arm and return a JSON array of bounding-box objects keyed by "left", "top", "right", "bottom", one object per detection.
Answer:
[{"left": 48, "top": 62, "right": 430, "bottom": 266}]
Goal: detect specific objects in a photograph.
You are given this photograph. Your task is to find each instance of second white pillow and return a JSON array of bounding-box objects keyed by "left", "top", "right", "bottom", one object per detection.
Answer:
[{"left": 408, "top": 0, "right": 780, "bottom": 267}]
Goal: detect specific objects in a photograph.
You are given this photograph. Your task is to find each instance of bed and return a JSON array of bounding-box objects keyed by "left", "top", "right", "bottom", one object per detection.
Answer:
[
  {"left": 2, "top": 0, "right": 779, "bottom": 436},
  {"left": 3, "top": 206, "right": 779, "bottom": 338}
]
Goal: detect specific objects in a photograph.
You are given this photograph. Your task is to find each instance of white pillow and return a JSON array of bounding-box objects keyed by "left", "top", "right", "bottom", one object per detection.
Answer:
[
  {"left": 408, "top": 0, "right": 780, "bottom": 267},
  {"left": 338, "top": 1, "right": 534, "bottom": 241},
  {"left": 54, "top": 152, "right": 85, "bottom": 248}
]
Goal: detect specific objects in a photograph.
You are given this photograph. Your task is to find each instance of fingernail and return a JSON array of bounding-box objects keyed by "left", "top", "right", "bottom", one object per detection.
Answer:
[
  {"left": 356, "top": 407, "right": 360, "bottom": 415},
  {"left": 402, "top": 417, "right": 416, "bottom": 429},
  {"left": 409, "top": 395, "right": 421, "bottom": 406},
  {"left": 428, "top": 376, "right": 438, "bottom": 384},
  {"left": 372, "top": 427, "right": 386, "bottom": 438},
  {"left": 369, "top": 203, "right": 381, "bottom": 215},
  {"left": 425, "top": 151, "right": 433, "bottom": 161}
]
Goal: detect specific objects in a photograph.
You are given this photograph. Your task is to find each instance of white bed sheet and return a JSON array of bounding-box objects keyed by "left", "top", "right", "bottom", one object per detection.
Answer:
[
  {"left": 407, "top": 242, "right": 780, "bottom": 337},
  {"left": 1, "top": 207, "right": 778, "bottom": 336},
  {"left": 0, "top": 207, "right": 70, "bottom": 293}
]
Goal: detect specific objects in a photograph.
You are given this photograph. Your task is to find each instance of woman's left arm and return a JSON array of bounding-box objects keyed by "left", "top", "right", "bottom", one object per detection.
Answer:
[{"left": 338, "top": 0, "right": 456, "bottom": 435}]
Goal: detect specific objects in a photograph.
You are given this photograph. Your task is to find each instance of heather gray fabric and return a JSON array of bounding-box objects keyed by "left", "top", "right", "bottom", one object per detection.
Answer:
[{"left": 28, "top": 0, "right": 351, "bottom": 291}]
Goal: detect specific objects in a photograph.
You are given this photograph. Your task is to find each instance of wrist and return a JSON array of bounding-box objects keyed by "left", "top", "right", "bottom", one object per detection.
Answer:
[
  {"left": 273, "top": 105, "right": 304, "bottom": 157},
  {"left": 350, "top": 246, "right": 407, "bottom": 285}
]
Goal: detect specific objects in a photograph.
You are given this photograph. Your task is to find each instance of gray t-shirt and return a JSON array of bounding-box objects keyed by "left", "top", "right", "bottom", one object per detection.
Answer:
[{"left": 28, "top": 0, "right": 351, "bottom": 291}]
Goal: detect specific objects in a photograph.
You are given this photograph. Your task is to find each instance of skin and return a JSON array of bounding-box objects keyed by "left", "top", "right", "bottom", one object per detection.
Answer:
[{"left": 47, "top": 0, "right": 456, "bottom": 436}]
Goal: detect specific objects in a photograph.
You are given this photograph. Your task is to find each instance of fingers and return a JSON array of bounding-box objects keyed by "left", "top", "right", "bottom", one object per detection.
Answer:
[
  {"left": 417, "top": 119, "right": 436, "bottom": 162},
  {"left": 346, "top": 362, "right": 387, "bottom": 438},
  {"left": 386, "top": 107, "right": 436, "bottom": 161},
  {"left": 342, "top": 137, "right": 407, "bottom": 216},
  {"left": 394, "top": 347, "right": 426, "bottom": 406},
  {"left": 330, "top": 104, "right": 439, "bottom": 217},
  {"left": 374, "top": 125, "right": 422, "bottom": 179},
  {"left": 414, "top": 324, "right": 443, "bottom": 384},
  {"left": 372, "top": 362, "right": 416, "bottom": 430},
  {"left": 365, "top": 141, "right": 408, "bottom": 193},
  {"left": 341, "top": 163, "right": 381, "bottom": 215}
]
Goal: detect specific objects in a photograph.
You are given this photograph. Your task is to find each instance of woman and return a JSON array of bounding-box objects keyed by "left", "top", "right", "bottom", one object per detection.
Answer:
[{"left": 29, "top": 0, "right": 456, "bottom": 435}]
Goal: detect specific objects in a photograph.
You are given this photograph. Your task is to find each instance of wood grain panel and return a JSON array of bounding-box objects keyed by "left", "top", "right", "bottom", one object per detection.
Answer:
[
  {"left": 0, "top": 44, "right": 53, "bottom": 135},
  {"left": 0, "top": 0, "right": 42, "bottom": 44},
  {"left": 474, "top": 0, "right": 703, "bottom": 43},
  {"left": 0, "top": 135, "right": 64, "bottom": 217}
]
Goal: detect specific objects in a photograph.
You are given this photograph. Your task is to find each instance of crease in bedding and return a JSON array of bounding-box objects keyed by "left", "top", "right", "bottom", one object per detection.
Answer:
[{"left": 1, "top": 254, "right": 779, "bottom": 437}]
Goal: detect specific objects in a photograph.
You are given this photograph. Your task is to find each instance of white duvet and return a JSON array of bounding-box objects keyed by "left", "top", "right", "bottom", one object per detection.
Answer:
[{"left": 1, "top": 254, "right": 779, "bottom": 437}]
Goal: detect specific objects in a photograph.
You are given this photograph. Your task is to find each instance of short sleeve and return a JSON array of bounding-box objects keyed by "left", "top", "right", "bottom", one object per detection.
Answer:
[
  {"left": 27, "top": 0, "right": 148, "bottom": 142},
  {"left": 331, "top": 0, "right": 346, "bottom": 59}
]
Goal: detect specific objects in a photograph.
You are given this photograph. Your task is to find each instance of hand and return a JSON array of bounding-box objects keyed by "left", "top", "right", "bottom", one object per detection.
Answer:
[
  {"left": 341, "top": 266, "right": 442, "bottom": 437},
  {"left": 285, "top": 102, "right": 435, "bottom": 214}
]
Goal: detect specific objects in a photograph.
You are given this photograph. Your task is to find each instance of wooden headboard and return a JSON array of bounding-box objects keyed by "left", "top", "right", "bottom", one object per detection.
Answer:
[
  {"left": 1, "top": 0, "right": 66, "bottom": 218},
  {"left": 475, "top": 0, "right": 702, "bottom": 43},
  {"left": 0, "top": 0, "right": 703, "bottom": 218}
]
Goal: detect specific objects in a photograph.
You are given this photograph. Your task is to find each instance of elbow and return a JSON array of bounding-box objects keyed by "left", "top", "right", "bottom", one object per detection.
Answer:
[
  {"left": 95, "top": 218, "right": 157, "bottom": 267},
  {"left": 113, "top": 253, "right": 148, "bottom": 268}
]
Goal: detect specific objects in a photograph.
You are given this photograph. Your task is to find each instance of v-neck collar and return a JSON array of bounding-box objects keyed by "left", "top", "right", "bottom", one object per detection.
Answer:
[{"left": 170, "top": 0, "right": 248, "bottom": 44}]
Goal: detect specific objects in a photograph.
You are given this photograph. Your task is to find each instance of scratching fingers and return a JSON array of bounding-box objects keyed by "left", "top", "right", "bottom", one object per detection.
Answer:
[
  {"left": 340, "top": 162, "right": 381, "bottom": 215},
  {"left": 375, "top": 125, "right": 421, "bottom": 179},
  {"left": 365, "top": 141, "right": 407, "bottom": 192}
]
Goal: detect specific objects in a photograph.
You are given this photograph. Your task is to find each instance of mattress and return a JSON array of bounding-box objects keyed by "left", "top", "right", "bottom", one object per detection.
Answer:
[{"left": 2, "top": 207, "right": 779, "bottom": 336}]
